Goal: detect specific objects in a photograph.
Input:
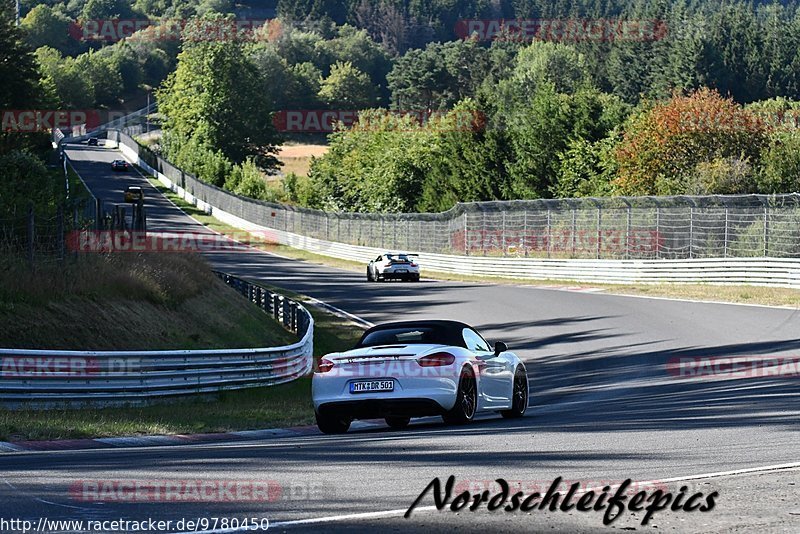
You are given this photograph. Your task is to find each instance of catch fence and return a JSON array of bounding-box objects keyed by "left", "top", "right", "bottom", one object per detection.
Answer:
[{"left": 110, "top": 130, "right": 800, "bottom": 260}]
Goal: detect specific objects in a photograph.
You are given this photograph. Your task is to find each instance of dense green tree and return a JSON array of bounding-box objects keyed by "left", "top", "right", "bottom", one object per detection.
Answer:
[
  {"left": 75, "top": 50, "right": 124, "bottom": 106},
  {"left": 319, "top": 61, "right": 376, "bottom": 110},
  {"left": 0, "top": 0, "right": 47, "bottom": 111},
  {"left": 21, "top": 4, "right": 80, "bottom": 56},
  {"left": 35, "top": 47, "right": 95, "bottom": 108},
  {"left": 308, "top": 110, "right": 437, "bottom": 211},
  {"left": 81, "top": 0, "right": 133, "bottom": 20},
  {"left": 418, "top": 99, "right": 513, "bottom": 212},
  {"left": 158, "top": 15, "right": 281, "bottom": 178},
  {"left": 388, "top": 40, "right": 490, "bottom": 111}
]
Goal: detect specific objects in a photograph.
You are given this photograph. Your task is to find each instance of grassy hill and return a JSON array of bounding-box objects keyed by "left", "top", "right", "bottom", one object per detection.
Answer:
[{"left": 0, "top": 253, "right": 295, "bottom": 350}]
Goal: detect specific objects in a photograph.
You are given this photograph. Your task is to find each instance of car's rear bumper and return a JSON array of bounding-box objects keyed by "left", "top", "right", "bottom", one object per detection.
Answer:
[
  {"left": 313, "top": 371, "right": 459, "bottom": 419},
  {"left": 378, "top": 271, "right": 420, "bottom": 280},
  {"left": 316, "top": 398, "right": 447, "bottom": 419}
]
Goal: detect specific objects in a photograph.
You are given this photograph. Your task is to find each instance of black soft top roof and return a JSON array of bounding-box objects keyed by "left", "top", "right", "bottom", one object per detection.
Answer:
[{"left": 355, "top": 320, "right": 472, "bottom": 348}]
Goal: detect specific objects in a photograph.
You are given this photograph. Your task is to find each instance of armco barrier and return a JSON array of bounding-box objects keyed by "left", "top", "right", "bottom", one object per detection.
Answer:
[
  {"left": 0, "top": 273, "right": 313, "bottom": 406},
  {"left": 111, "top": 130, "right": 800, "bottom": 288}
]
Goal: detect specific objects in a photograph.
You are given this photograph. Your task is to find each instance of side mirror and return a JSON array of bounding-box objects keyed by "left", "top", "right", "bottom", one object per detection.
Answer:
[{"left": 494, "top": 341, "right": 508, "bottom": 356}]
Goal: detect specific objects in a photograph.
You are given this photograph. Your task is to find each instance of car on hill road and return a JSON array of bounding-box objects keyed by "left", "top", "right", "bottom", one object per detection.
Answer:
[
  {"left": 367, "top": 252, "right": 420, "bottom": 282},
  {"left": 312, "top": 320, "right": 528, "bottom": 434}
]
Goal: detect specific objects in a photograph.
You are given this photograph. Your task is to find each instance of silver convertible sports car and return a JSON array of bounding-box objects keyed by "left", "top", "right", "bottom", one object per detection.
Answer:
[{"left": 312, "top": 320, "right": 528, "bottom": 434}]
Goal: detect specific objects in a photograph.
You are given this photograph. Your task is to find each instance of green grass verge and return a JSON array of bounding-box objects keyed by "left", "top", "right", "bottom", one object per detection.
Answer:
[
  {"left": 0, "top": 270, "right": 364, "bottom": 442},
  {"left": 0, "top": 253, "right": 296, "bottom": 350}
]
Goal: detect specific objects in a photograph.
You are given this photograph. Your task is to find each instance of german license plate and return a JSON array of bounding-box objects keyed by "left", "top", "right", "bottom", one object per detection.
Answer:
[
  {"left": 350, "top": 380, "right": 394, "bottom": 394},
  {"left": 396, "top": 269, "right": 408, "bottom": 273}
]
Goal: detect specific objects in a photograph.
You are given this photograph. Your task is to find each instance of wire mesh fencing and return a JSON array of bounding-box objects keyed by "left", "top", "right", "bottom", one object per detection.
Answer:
[
  {"left": 113, "top": 130, "right": 800, "bottom": 260},
  {"left": 0, "top": 199, "right": 150, "bottom": 268}
]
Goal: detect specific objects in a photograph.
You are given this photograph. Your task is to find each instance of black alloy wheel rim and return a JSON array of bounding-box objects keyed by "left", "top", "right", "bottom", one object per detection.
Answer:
[
  {"left": 462, "top": 374, "right": 477, "bottom": 418},
  {"left": 514, "top": 373, "right": 527, "bottom": 413}
]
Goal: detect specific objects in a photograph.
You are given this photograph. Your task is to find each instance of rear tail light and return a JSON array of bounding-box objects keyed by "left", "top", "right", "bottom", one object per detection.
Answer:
[
  {"left": 410, "top": 262, "right": 417, "bottom": 267},
  {"left": 318, "top": 358, "right": 335, "bottom": 373},
  {"left": 417, "top": 352, "right": 455, "bottom": 367}
]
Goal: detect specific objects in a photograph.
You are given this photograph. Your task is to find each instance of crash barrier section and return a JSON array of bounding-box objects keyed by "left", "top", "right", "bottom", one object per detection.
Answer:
[
  {"left": 0, "top": 272, "right": 313, "bottom": 406},
  {"left": 110, "top": 130, "right": 800, "bottom": 288}
]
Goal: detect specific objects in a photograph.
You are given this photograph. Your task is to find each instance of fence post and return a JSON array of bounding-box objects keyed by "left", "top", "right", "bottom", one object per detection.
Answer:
[
  {"left": 625, "top": 201, "right": 632, "bottom": 260},
  {"left": 764, "top": 202, "right": 769, "bottom": 257},
  {"left": 27, "top": 204, "right": 34, "bottom": 268},
  {"left": 501, "top": 211, "right": 507, "bottom": 256},
  {"left": 724, "top": 206, "right": 729, "bottom": 258},
  {"left": 655, "top": 205, "right": 661, "bottom": 259},
  {"left": 523, "top": 209, "right": 528, "bottom": 257},
  {"left": 596, "top": 205, "right": 602, "bottom": 259},
  {"left": 482, "top": 210, "right": 487, "bottom": 256},
  {"left": 57, "top": 205, "right": 65, "bottom": 264},
  {"left": 546, "top": 209, "right": 552, "bottom": 258},
  {"left": 689, "top": 206, "right": 694, "bottom": 259},
  {"left": 463, "top": 212, "right": 468, "bottom": 255},
  {"left": 571, "top": 207, "right": 577, "bottom": 257},
  {"left": 95, "top": 198, "right": 102, "bottom": 231}
]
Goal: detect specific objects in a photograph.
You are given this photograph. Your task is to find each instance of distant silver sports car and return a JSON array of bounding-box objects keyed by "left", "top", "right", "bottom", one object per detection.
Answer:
[
  {"left": 367, "top": 252, "right": 420, "bottom": 282},
  {"left": 312, "top": 320, "right": 528, "bottom": 434}
]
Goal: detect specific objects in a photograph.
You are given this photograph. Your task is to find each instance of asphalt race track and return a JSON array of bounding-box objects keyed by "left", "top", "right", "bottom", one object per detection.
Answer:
[{"left": 1, "top": 142, "right": 798, "bottom": 533}]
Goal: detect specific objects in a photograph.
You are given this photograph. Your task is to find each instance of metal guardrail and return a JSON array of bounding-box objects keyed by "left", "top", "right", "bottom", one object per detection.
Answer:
[
  {"left": 0, "top": 273, "right": 313, "bottom": 406},
  {"left": 53, "top": 103, "right": 157, "bottom": 148}
]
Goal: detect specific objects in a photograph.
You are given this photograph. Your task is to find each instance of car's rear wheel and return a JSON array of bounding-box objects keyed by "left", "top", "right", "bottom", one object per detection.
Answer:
[
  {"left": 366, "top": 266, "right": 373, "bottom": 281},
  {"left": 443, "top": 367, "right": 477, "bottom": 425},
  {"left": 315, "top": 413, "right": 351, "bottom": 434},
  {"left": 385, "top": 416, "right": 410, "bottom": 429},
  {"left": 501, "top": 368, "right": 528, "bottom": 419}
]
